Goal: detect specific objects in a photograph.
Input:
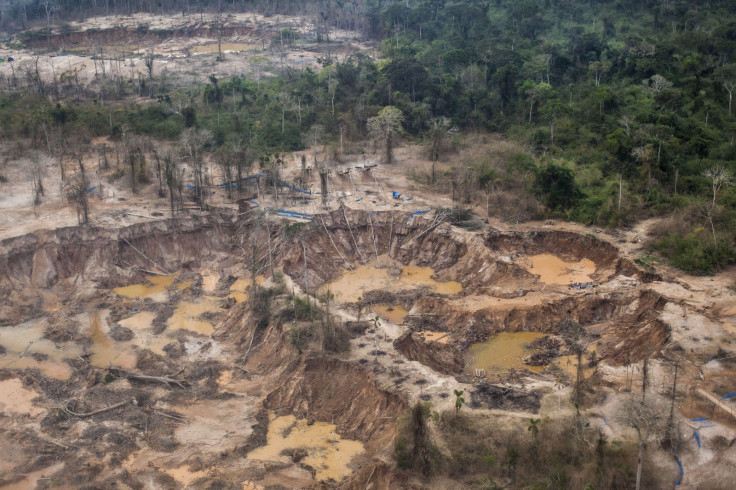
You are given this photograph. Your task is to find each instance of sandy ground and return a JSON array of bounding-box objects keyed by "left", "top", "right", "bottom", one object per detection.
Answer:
[{"left": 0, "top": 12, "right": 371, "bottom": 87}]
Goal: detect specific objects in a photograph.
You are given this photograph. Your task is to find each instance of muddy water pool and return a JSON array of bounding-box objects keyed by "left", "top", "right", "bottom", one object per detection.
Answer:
[
  {"left": 524, "top": 254, "right": 596, "bottom": 285},
  {"left": 167, "top": 297, "right": 220, "bottom": 335},
  {"left": 323, "top": 265, "right": 462, "bottom": 303},
  {"left": 248, "top": 414, "right": 365, "bottom": 482},
  {"left": 373, "top": 304, "right": 409, "bottom": 324},
  {"left": 88, "top": 310, "right": 138, "bottom": 370},
  {"left": 0, "top": 320, "right": 80, "bottom": 379},
  {"left": 113, "top": 275, "right": 189, "bottom": 302},
  {"left": 467, "top": 332, "right": 547, "bottom": 374},
  {"left": 227, "top": 275, "right": 266, "bottom": 304}
]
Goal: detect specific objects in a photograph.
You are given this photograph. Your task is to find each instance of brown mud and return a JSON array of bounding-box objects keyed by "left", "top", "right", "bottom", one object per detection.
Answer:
[{"left": 0, "top": 204, "right": 734, "bottom": 487}]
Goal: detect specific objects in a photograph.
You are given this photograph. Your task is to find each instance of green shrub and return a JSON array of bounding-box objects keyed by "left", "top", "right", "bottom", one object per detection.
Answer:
[{"left": 655, "top": 233, "right": 736, "bottom": 275}]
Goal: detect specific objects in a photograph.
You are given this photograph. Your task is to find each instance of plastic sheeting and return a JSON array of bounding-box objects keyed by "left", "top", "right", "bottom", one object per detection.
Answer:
[{"left": 407, "top": 209, "right": 430, "bottom": 224}]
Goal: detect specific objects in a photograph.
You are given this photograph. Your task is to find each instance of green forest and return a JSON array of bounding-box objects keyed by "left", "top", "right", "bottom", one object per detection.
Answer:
[{"left": 2, "top": 0, "right": 736, "bottom": 274}]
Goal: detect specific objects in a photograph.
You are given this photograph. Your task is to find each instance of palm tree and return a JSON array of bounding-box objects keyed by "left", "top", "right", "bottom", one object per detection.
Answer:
[
  {"left": 528, "top": 418, "right": 541, "bottom": 441},
  {"left": 454, "top": 389, "right": 465, "bottom": 416}
]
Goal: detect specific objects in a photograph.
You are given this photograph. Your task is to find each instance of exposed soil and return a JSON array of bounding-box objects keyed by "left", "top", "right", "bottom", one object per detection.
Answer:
[
  {"left": 393, "top": 331, "right": 464, "bottom": 375},
  {"left": 0, "top": 12, "right": 371, "bottom": 87},
  {"left": 1, "top": 110, "right": 735, "bottom": 487}
]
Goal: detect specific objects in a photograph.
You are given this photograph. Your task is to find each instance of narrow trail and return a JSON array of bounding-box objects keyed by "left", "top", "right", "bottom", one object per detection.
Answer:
[{"left": 696, "top": 388, "right": 736, "bottom": 420}]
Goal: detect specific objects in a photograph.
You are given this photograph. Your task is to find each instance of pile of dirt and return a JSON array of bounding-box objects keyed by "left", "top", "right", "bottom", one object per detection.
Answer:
[
  {"left": 393, "top": 332, "right": 463, "bottom": 375},
  {"left": 264, "top": 358, "right": 407, "bottom": 448}
]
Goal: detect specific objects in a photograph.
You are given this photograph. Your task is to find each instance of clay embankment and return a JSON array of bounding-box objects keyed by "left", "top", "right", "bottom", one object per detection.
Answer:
[
  {"left": 280, "top": 208, "right": 468, "bottom": 291},
  {"left": 393, "top": 331, "right": 464, "bottom": 375},
  {"left": 264, "top": 358, "right": 407, "bottom": 450},
  {"left": 486, "top": 230, "right": 660, "bottom": 283},
  {"left": 0, "top": 212, "right": 235, "bottom": 325}
]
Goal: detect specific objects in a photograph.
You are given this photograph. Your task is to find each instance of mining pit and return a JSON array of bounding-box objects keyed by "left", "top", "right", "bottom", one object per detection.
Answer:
[{"left": 1, "top": 196, "right": 735, "bottom": 489}]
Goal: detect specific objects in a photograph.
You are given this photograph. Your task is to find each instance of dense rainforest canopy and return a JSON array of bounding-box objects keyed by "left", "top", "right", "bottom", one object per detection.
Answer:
[{"left": 1, "top": 0, "right": 736, "bottom": 273}]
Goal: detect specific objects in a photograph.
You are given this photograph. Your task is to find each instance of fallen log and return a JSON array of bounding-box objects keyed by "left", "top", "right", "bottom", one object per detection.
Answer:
[
  {"left": 108, "top": 367, "right": 188, "bottom": 388},
  {"left": 63, "top": 399, "right": 130, "bottom": 418}
]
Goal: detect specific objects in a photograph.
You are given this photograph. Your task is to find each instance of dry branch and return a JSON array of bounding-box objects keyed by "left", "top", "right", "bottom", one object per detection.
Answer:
[
  {"left": 108, "top": 367, "right": 188, "bottom": 388},
  {"left": 63, "top": 399, "right": 130, "bottom": 418}
]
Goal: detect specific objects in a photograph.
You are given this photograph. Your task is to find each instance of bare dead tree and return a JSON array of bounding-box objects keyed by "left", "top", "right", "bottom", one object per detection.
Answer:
[
  {"left": 702, "top": 166, "right": 732, "bottom": 247},
  {"left": 179, "top": 128, "right": 213, "bottom": 207},
  {"left": 64, "top": 156, "right": 91, "bottom": 225},
  {"left": 159, "top": 149, "right": 182, "bottom": 218},
  {"left": 143, "top": 49, "right": 155, "bottom": 98},
  {"left": 617, "top": 395, "right": 669, "bottom": 490}
]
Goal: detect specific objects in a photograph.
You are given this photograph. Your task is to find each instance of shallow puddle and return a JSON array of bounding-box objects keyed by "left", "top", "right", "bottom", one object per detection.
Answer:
[
  {"left": 374, "top": 305, "right": 408, "bottom": 324},
  {"left": 417, "top": 330, "right": 450, "bottom": 344},
  {"left": 248, "top": 414, "right": 365, "bottom": 482},
  {"left": 0, "top": 378, "right": 44, "bottom": 417},
  {"left": 168, "top": 298, "right": 220, "bottom": 335},
  {"left": 166, "top": 466, "right": 208, "bottom": 485},
  {"left": 323, "top": 265, "right": 462, "bottom": 303},
  {"left": 88, "top": 311, "right": 138, "bottom": 370},
  {"left": 228, "top": 275, "right": 266, "bottom": 303},
  {"left": 0, "top": 320, "right": 80, "bottom": 380},
  {"left": 114, "top": 275, "right": 188, "bottom": 302},
  {"left": 200, "top": 270, "right": 220, "bottom": 293},
  {"left": 554, "top": 342, "right": 599, "bottom": 378},
  {"left": 525, "top": 254, "right": 596, "bottom": 285},
  {"left": 112, "top": 310, "right": 173, "bottom": 357},
  {"left": 190, "top": 42, "right": 256, "bottom": 54},
  {"left": 0, "top": 462, "right": 64, "bottom": 490},
  {"left": 467, "top": 332, "right": 546, "bottom": 374}
]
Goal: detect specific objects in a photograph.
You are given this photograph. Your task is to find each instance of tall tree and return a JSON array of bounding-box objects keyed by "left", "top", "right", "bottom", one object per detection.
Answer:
[{"left": 368, "top": 106, "right": 404, "bottom": 164}]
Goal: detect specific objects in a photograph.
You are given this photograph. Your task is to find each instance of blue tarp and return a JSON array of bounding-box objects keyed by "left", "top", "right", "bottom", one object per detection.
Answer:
[
  {"left": 219, "top": 173, "right": 265, "bottom": 188},
  {"left": 85, "top": 186, "right": 96, "bottom": 193},
  {"left": 691, "top": 417, "right": 709, "bottom": 422},
  {"left": 571, "top": 282, "right": 595, "bottom": 290},
  {"left": 601, "top": 416, "right": 609, "bottom": 425},
  {"left": 694, "top": 429, "right": 701, "bottom": 448},
  {"left": 276, "top": 208, "right": 313, "bottom": 220},
  {"left": 407, "top": 209, "right": 430, "bottom": 224},
  {"left": 276, "top": 209, "right": 312, "bottom": 217},
  {"left": 675, "top": 456, "right": 684, "bottom": 486},
  {"left": 279, "top": 180, "right": 311, "bottom": 194},
  {"left": 392, "top": 191, "right": 401, "bottom": 199},
  {"left": 721, "top": 392, "right": 736, "bottom": 399}
]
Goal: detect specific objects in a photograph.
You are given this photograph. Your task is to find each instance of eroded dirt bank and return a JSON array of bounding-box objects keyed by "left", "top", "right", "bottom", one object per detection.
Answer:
[{"left": 1, "top": 207, "right": 735, "bottom": 488}]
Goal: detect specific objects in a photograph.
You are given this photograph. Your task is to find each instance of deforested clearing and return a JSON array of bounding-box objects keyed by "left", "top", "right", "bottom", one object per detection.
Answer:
[{"left": 1, "top": 1, "right": 736, "bottom": 489}]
